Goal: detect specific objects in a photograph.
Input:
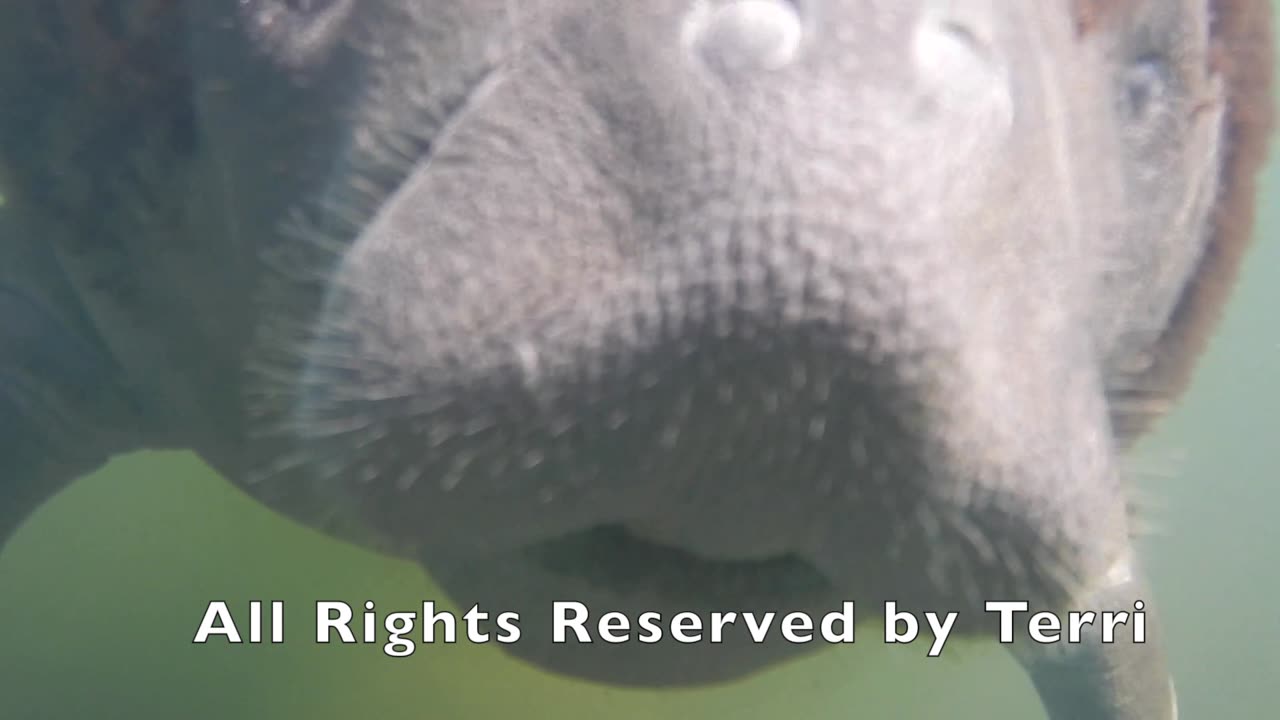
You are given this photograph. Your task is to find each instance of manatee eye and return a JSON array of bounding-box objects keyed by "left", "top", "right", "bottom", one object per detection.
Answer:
[
  {"left": 239, "top": 0, "right": 354, "bottom": 70},
  {"left": 1120, "top": 56, "right": 1173, "bottom": 125}
]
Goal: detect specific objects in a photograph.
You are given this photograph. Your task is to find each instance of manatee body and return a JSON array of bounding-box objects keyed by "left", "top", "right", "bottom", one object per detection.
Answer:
[{"left": 0, "top": 2, "right": 1273, "bottom": 718}]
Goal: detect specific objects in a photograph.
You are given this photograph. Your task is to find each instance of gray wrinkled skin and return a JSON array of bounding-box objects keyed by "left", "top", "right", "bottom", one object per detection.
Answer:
[{"left": 0, "top": 1, "right": 1273, "bottom": 718}]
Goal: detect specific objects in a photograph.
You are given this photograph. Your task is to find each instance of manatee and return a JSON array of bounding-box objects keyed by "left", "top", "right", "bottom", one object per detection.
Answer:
[{"left": 0, "top": 1, "right": 1273, "bottom": 718}]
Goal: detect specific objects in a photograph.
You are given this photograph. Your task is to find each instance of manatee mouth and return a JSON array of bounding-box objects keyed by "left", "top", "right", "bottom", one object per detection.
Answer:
[
  {"left": 523, "top": 524, "right": 834, "bottom": 607},
  {"left": 272, "top": 163, "right": 1126, "bottom": 615},
  {"left": 280, "top": 297, "right": 1108, "bottom": 622}
]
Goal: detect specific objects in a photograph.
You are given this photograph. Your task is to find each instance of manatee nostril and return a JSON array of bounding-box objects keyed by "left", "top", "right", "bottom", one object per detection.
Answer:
[
  {"left": 913, "top": 6, "right": 1013, "bottom": 131},
  {"left": 684, "top": 0, "right": 805, "bottom": 75},
  {"left": 915, "top": 15, "right": 999, "bottom": 83}
]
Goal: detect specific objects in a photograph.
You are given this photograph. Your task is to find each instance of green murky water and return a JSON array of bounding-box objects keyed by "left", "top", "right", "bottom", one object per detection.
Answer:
[{"left": 2, "top": 20, "right": 1278, "bottom": 720}]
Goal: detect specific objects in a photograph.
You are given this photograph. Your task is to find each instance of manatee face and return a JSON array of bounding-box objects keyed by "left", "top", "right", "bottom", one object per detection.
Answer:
[
  {"left": 1, "top": 0, "right": 1270, "bottom": 713},
  {"left": 170, "top": 0, "right": 1271, "bottom": 691}
]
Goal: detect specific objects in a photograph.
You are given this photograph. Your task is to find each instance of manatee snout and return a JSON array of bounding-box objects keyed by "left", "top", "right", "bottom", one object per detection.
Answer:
[
  {"left": 300, "top": 165, "right": 1127, "bottom": 613},
  {"left": 279, "top": 0, "right": 1136, "bottom": 690},
  {"left": 298, "top": 229, "right": 1130, "bottom": 688}
]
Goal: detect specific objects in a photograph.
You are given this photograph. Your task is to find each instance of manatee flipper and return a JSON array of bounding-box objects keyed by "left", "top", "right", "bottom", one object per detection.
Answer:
[
  {"left": 1013, "top": 562, "right": 1176, "bottom": 720},
  {"left": 0, "top": 234, "right": 140, "bottom": 550},
  {"left": 0, "top": 400, "right": 87, "bottom": 548}
]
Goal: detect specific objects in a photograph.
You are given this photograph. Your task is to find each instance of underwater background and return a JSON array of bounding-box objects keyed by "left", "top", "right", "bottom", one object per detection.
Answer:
[{"left": 1, "top": 9, "right": 1277, "bottom": 720}]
